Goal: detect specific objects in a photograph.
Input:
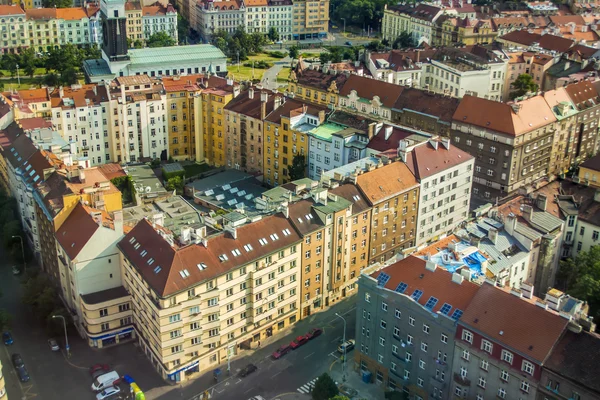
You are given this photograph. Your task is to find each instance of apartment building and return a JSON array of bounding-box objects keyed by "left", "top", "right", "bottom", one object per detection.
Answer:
[
  {"left": 142, "top": 3, "right": 178, "bottom": 43},
  {"left": 355, "top": 255, "right": 480, "bottom": 399},
  {"left": 0, "top": 5, "right": 28, "bottom": 54},
  {"left": 365, "top": 49, "right": 424, "bottom": 86},
  {"left": 263, "top": 98, "right": 328, "bottom": 185},
  {"left": 246, "top": 0, "right": 268, "bottom": 34},
  {"left": 118, "top": 213, "right": 302, "bottom": 382},
  {"left": 194, "top": 0, "right": 245, "bottom": 40},
  {"left": 453, "top": 283, "right": 568, "bottom": 400},
  {"left": 106, "top": 76, "right": 169, "bottom": 163},
  {"left": 451, "top": 94, "right": 558, "bottom": 201},
  {"left": 399, "top": 138, "right": 474, "bottom": 246},
  {"left": 291, "top": 0, "right": 329, "bottom": 40},
  {"left": 55, "top": 203, "right": 133, "bottom": 348},
  {"left": 338, "top": 75, "right": 403, "bottom": 121},
  {"left": 0, "top": 359, "right": 5, "bottom": 399},
  {"left": 199, "top": 78, "right": 238, "bottom": 166},
  {"left": 410, "top": 4, "right": 444, "bottom": 45},
  {"left": 162, "top": 75, "right": 204, "bottom": 161},
  {"left": 381, "top": 4, "right": 413, "bottom": 42},
  {"left": 267, "top": 0, "right": 293, "bottom": 41},
  {"left": 224, "top": 88, "right": 285, "bottom": 175},
  {"left": 355, "top": 161, "right": 419, "bottom": 265},
  {"left": 287, "top": 63, "right": 348, "bottom": 107},
  {"left": 437, "top": 17, "right": 496, "bottom": 47},
  {"left": 564, "top": 80, "right": 600, "bottom": 159},
  {"left": 125, "top": 1, "right": 144, "bottom": 44},
  {"left": 578, "top": 152, "right": 600, "bottom": 187},
  {"left": 26, "top": 7, "right": 96, "bottom": 49}
]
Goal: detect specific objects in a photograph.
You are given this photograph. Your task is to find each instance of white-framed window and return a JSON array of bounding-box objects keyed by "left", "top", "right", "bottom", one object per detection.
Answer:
[
  {"left": 394, "top": 308, "right": 401, "bottom": 319},
  {"left": 460, "top": 366, "right": 468, "bottom": 378},
  {"left": 423, "top": 324, "right": 430, "bottom": 334},
  {"left": 480, "top": 359, "right": 489, "bottom": 371},
  {"left": 419, "top": 359, "right": 426, "bottom": 370},
  {"left": 501, "top": 350, "right": 513, "bottom": 364},
  {"left": 522, "top": 360, "right": 535, "bottom": 375},
  {"left": 381, "top": 302, "right": 388, "bottom": 311},
  {"left": 462, "top": 330, "right": 473, "bottom": 343},
  {"left": 380, "top": 319, "right": 387, "bottom": 329},
  {"left": 520, "top": 380, "right": 530, "bottom": 393},
  {"left": 379, "top": 337, "right": 385, "bottom": 346},
  {"left": 500, "top": 370, "right": 509, "bottom": 382},
  {"left": 378, "top": 354, "right": 384, "bottom": 363},
  {"left": 441, "top": 333, "right": 448, "bottom": 344},
  {"left": 407, "top": 334, "right": 413, "bottom": 345},
  {"left": 365, "top": 292, "right": 371, "bottom": 302},
  {"left": 497, "top": 388, "right": 506, "bottom": 398},
  {"left": 421, "top": 342, "right": 428, "bottom": 352},
  {"left": 481, "top": 339, "right": 493, "bottom": 354},
  {"left": 409, "top": 316, "right": 415, "bottom": 326},
  {"left": 462, "top": 349, "right": 470, "bottom": 361},
  {"left": 478, "top": 376, "right": 486, "bottom": 388},
  {"left": 404, "top": 370, "right": 410, "bottom": 379}
]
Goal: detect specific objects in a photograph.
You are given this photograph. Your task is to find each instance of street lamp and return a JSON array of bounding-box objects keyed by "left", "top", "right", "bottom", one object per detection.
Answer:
[
  {"left": 335, "top": 312, "right": 347, "bottom": 382},
  {"left": 237, "top": 50, "right": 240, "bottom": 73},
  {"left": 12, "top": 235, "right": 25, "bottom": 275},
  {"left": 15, "top": 63, "right": 20, "bottom": 86},
  {"left": 341, "top": 18, "right": 346, "bottom": 36},
  {"left": 52, "top": 315, "right": 70, "bottom": 357}
]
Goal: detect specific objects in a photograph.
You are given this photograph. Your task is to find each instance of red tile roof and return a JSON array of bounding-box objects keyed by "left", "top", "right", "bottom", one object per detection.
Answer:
[
  {"left": 460, "top": 282, "right": 568, "bottom": 363},
  {"left": 17, "top": 117, "right": 52, "bottom": 131},
  {"left": 98, "top": 163, "right": 126, "bottom": 181},
  {"left": 404, "top": 140, "right": 474, "bottom": 180},
  {"left": 564, "top": 80, "right": 600, "bottom": 110},
  {"left": 0, "top": 5, "right": 25, "bottom": 15},
  {"left": 356, "top": 161, "right": 418, "bottom": 204},
  {"left": 367, "top": 125, "right": 416, "bottom": 153},
  {"left": 56, "top": 202, "right": 100, "bottom": 259},
  {"left": 392, "top": 87, "right": 460, "bottom": 123},
  {"left": 371, "top": 255, "right": 480, "bottom": 316},
  {"left": 339, "top": 75, "right": 405, "bottom": 109},
  {"left": 119, "top": 213, "right": 301, "bottom": 297}
]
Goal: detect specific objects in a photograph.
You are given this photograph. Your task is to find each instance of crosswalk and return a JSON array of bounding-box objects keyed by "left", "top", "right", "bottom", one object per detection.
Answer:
[{"left": 297, "top": 377, "right": 338, "bottom": 394}]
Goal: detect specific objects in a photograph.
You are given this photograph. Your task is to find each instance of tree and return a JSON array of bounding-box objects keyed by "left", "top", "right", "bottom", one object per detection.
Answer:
[
  {"left": 0, "top": 309, "right": 10, "bottom": 331},
  {"left": 510, "top": 74, "right": 538, "bottom": 99},
  {"left": 557, "top": 245, "right": 600, "bottom": 322},
  {"left": 147, "top": 31, "right": 177, "bottom": 48},
  {"left": 385, "top": 391, "right": 409, "bottom": 400},
  {"left": 289, "top": 46, "right": 299, "bottom": 68},
  {"left": 19, "top": 48, "right": 37, "bottom": 78},
  {"left": 268, "top": 27, "right": 279, "bottom": 42},
  {"left": 166, "top": 176, "right": 184, "bottom": 195},
  {"left": 288, "top": 154, "right": 307, "bottom": 181},
  {"left": 366, "top": 40, "right": 385, "bottom": 52},
  {"left": 42, "top": 0, "right": 72, "bottom": 7},
  {"left": 177, "top": 13, "right": 189, "bottom": 45},
  {"left": 329, "top": 396, "right": 350, "bottom": 400},
  {"left": 393, "top": 31, "right": 414, "bottom": 49},
  {"left": 311, "top": 373, "right": 339, "bottom": 400}
]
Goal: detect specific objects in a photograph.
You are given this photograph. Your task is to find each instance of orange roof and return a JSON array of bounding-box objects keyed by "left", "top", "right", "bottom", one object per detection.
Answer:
[
  {"left": 245, "top": 0, "right": 268, "bottom": 5},
  {"left": 56, "top": 7, "right": 89, "bottom": 20},
  {"left": 413, "top": 234, "right": 461, "bottom": 256},
  {"left": 56, "top": 202, "right": 101, "bottom": 259},
  {"left": 125, "top": 1, "right": 142, "bottom": 11},
  {"left": 0, "top": 5, "right": 25, "bottom": 15},
  {"left": 65, "top": 167, "right": 120, "bottom": 195},
  {"left": 460, "top": 283, "right": 568, "bottom": 363},
  {"left": 142, "top": 4, "right": 167, "bottom": 16},
  {"left": 371, "top": 255, "right": 480, "bottom": 316},
  {"left": 17, "top": 88, "right": 49, "bottom": 104},
  {"left": 25, "top": 8, "right": 57, "bottom": 20},
  {"left": 162, "top": 74, "right": 205, "bottom": 92},
  {"left": 49, "top": 84, "right": 109, "bottom": 109},
  {"left": 356, "top": 162, "right": 418, "bottom": 205}
]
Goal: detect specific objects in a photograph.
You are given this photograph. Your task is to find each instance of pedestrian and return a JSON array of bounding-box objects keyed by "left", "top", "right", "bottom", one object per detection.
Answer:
[{"left": 258, "top": 341, "right": 261, "bottom": 348}]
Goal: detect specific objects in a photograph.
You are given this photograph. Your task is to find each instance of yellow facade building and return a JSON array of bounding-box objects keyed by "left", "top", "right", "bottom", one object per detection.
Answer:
[
  {"left": 287, "top": 63, "right": 348, "bottom": 107},
  {"left": 125, "top": 1, "right": 144, "bottom": 45}
]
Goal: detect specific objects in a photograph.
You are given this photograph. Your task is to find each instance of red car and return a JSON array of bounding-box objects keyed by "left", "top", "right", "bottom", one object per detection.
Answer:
[
  {"left": 307, "top": 328, "right": 323, "bottom": 340},
  {"left": 272, "top": 344, "right": 292, "bottom": 359},
  {"left": 89, "top": 363, "right": 111, "bottom": 380},
  {"left": 289, "top": 335, "right": 309, "bottom": 349}
]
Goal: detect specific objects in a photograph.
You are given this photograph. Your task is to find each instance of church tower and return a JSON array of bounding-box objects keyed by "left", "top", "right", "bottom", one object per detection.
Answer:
[{"left": 100, "top": 0, "right": 129, "bottom": 71}]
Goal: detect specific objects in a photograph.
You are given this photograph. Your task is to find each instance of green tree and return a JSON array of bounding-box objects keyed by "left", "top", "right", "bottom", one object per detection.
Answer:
[
  {"left": 19, "top": 48, "right": 37, "bottom": 78},
  {"left": 0, "top": 309, "right": 11, "bottom": 331},
  {"left": 1, "top": 53, "right": 19, "bottom": 77},
  {"left": 311, "top": 373, "right": 339, "bottom": 400},
  {"left": 557, "top": 245, "right": 600, "bottom": 322},
  {"left": 166, "top": 176, "right": 184, "bottom": 195},
  {"left": 510, "top": 74, "right": 538, "bottom": 99},
  {"left": 366, "top": 40, "right": 385, "bottom": 52},
  {"left": 393, "top": 31, "right": 414, "bottom": 49},
  {"left": 385, "top": 390, "right": 409, "bottom": 400},
  {"left": 329, "top": 396, "right": 350, "bottom": 400},
  {"left": 319, "top": 52, "right": 331, "bottom": 64},
  {"left": 288, "top": 154, "right": 307, "bottom": 181},
  {"left": 268, "top": 27, "right": 279, "bottom": 42},
  {"left": 147, "top": 31, "right": 177, "bottom": 48},
  {"left": 289, "top": 45, "right": 299, "bottom": 68},
  {"left": 42, "top": 0, "right": 72, "bottom": 7},
  {"left": 60, "top": 66, "right": 78, "bottom": 85},
  {"left": 177, "top": 13, "right": 189, "bottom": 45}
]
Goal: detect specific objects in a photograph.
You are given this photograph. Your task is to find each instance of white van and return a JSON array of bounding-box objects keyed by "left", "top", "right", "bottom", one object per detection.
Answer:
[{"left": 91, "top": 371, "right": 120, "bottom": 392}]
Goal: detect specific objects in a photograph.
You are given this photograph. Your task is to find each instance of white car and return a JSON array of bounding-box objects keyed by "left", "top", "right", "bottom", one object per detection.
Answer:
[
  {"left": 96, "top": 386, "right": 120, "bottom": 400},
  {"left": 248, "top": 397, "right": 266, "bottom": 400}
]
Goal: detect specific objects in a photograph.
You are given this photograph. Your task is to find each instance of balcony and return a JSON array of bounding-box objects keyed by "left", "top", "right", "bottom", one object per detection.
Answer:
[
  {"left": 453, "top": 373, "right": 470, "bottom": 387},
  {"left": 58, "top": 255, "right": 68, "bottom": 267}
]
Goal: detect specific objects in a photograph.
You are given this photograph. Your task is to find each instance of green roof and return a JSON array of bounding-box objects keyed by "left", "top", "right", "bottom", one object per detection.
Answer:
[
  {"left": 128, "top": 45, "right": 226, "bottom": 68},
  {"left": 309, "top": 123, "right": 346, "bottom": 142}
]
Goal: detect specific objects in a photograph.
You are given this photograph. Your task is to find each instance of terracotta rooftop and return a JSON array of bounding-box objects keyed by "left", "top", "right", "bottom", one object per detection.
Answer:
[
  {"left": 460, "top": 282, "right": 568, "bottom": 363},
  {"left": 264, "top": 97, "right": 327, "bottom": 124},
  {"left": 56, "top": 202, "right": 102, "bottom": 259},
  {"left": 55, "top": 7, "right": 89, "bottom": 20},
  {"left": 224, "top": 89, "right": 283, "bottom": 119},
  {"left": 49, "top": 84, "right": 110, "bottom": 109},
  {"left": 293, "top": 67, "right": 348, "bottom": 93},
  {"left": 339, "top": 75, "right": 404, "bottom": 109},
  {"left": 370, "top": 255, "right": 480, "bottom": 317},
  {"left": 404, "top": 140, "right": 474, "bottom": 180},
  {"left": 287, "top": 200, "right": 324, "bottom": 236},
  {"left": 161, "top": 74, "right": 205, "bottom": 92},
  {"left": 356, "top": 161, "right": 418, "bottom": 205},
  {"left": 0, "top": 5, "right": 25, "bottom": 15},
  {"left": 564, "top": 80, "right": 600, "bottom": 110},
  {"left": 17, "top": 117, "right": 52, "bottom": 131},
  {"left": 16, "top": 88, "right": 49, "bottom": 104},
  {"left": 25, "top": 8, "right": 57, "bottom": 20},
  {"left": 392, "top": 87, "right": 460, "bottom": 123},
  {"left": 453, "top": 94, "right": 556, "bottom": 136},
  {"left": 98, "top": 163, "right": 126, "bottom": 181},
  {"left": 119, "top": 213, "right": 301, "bottom": 297},
  {"left": 366, "top": 125, "right": 415, "bottom": 154},
  {"left": 329, "top": 184, "right": 370, "bottom": 214},
  {"left": 125, "top": 1, "right": 142, "bottom": 11},
  {"left": 411, "top": 4, "right": 442, "bottom": 23}
]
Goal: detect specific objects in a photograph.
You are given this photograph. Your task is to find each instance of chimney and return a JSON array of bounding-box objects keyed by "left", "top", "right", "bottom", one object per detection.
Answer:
[
  {"left": 274, "top": 95, "right": 282, "bottom": 110},
  {"left": 520, "top": 281, "right": 534, "bottom": 299},
  {"left": 488, "top": 227, "right": 498, "bottom": 245},
  {"left": 536, "top": 194, "right": 547, "bottom": 210},
  {"left": 227, "top": 77, "right": 234, "bottom": 86},
  {"left": 261, "top": 91, "right": 269, "bottom": 103},
  {"left": 384, "top": 125, "right": 393, "bottom": 140},
  {"left": 282, "top": 204, "right": 289, "bottom": 218},
  {"left": 398, "top": 139, "right": 410, "bottom": 162},
  {"left": 505, "top": 212, "right": 517, "bottom": 235},
  {"left": 180, "top": 226, "right": 191, "bottom": 244},
  {"left": 451, "top": 273, "right": 464, "bottom": 285},
  {"left": 93, "top": 85, "right": 97, "bottom": 96},
  {"left": 79, "top": 169, "right": 86, "bottom": 184},
  {"left": 594, "top": 189, "right": 600, "bottom": 203},
  {"left": 521, "top": 204, "right": 533, "bottom": 222},
  {"left": 113, "top": 209, "right": 124, "bottom": 234},
  {"left": 152, "top": 213, "right": 165, "bottom": 227},
  {"left": 425, "top": 261, "right": 437, "bottom": 272},
  {"left": 59, "top": 86, "right": 64, "bottom": 98},
  {"left": 545, "top": 289, "right": 564, "bottom": 311},
  {"left": 248, "top": 87, "right": 254, "bottom": 99}
]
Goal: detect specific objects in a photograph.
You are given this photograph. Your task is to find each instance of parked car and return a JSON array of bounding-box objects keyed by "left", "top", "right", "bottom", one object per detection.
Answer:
[
  {"left": 248, "top": 396, "right": 266, "bottom": 400},
  {"left": 3, "top": 332, "right": 13, "bottom": 345},
  {"left": 92, "top": 371, "right": 121, "bottom": 392},
  {"left": 48, "top": 338, "right": 59, "bottom": 351},
  {"left": 338, "top": 384, "right": 358, "bottom": 398},
  {"left": 337, "top": 339, "right": 355, "bottom": 354},
  {"left": 15, "top": 365, "right": 30, "bottom": 382},
  {"left": 11, "top": 266, "right": 20, "bottom": 275},
  {"left": 90, "top": 363, "right": 111, "bottom": 377},
  {"left": 345, "top": 41, "right": 353, "bottom": 46},
  {"left": 96, "top": 385, "right": 121, "bottom": 400},
  {"left": 307, "top": 328, "right": 323, "bottom": 340},
  {"left": 11, "top": 353, "right": 24, "bottom": 368},
  {"left": 272, "top": 344, "right": 292, "bottom": 359},
  {"left": 238, "top": 363, "right": 258, "bottom": 378},
  {"left": 290, "top": 335, "right": 309, "bottom": 349}
]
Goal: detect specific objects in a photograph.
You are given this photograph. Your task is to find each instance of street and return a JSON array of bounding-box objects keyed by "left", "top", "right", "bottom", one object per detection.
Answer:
[{"left": 0, "top": 252, "right": 361, "bottom": 400}]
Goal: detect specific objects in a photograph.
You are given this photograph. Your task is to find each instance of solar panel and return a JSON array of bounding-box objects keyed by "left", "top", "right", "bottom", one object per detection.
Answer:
[
  {"left": 395, "top": 282, "right": 408, "bottom": 293},
  {"left": 451, "top": 309, "right": 464, "bottom": 320},
  {"left": 411, "top": 289, "right": 423, "bottom": 301},
  {"left": 377, "top": 272, "right": 391, "bottom": 287},
  {"left": 424, "top": 296, "right": 438, "bottom": 310},
  {"left": 439, "top": 303, "right": 452, "bottom": 315}
]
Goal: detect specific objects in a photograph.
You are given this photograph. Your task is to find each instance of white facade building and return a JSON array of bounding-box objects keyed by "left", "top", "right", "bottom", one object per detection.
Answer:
[
  {"left": 399, "top": 138, "right": 474, "bottom": 246},
  {"left": 267, "top": 0, "right": 293, "bottom": 41},
  {"left": 142, "top": 3, "right": 178, "bottom": 43}
]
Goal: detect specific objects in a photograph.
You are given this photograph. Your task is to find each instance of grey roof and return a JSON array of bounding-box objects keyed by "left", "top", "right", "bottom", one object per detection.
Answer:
[
  {"left": 322, "top": 156, "right": 381, "bottom": 180},
  {"left": 514, "top": 221, "right": 543, "bottom": 241},
  {"left": 556, "top": 195, "right": 579, "bottom": 217},
  {"left": 128, "top": 45, "right": 226, "bottom": 69},
  {"left": 529, "top": 209, "right": 563, "bottom": 232},
  {"left": 80, "top": 286, "right": 129, "bottom": 305},
  {"left": 126, "top": 164, "right": 168, "bottom": 197},
  {"left": 162, "top": 162, "right": 185, "bottom": 174},
  {"left": 123, "top": 195, "right": 204, "bottom": 232},
  {"left": 82, "top": 59, "right": 113, "bottom": 78}
]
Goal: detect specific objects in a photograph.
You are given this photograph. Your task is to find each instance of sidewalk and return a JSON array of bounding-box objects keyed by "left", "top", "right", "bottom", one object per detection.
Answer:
[{"left": 329, "top": 358, "right": 385, "bottom": 400}]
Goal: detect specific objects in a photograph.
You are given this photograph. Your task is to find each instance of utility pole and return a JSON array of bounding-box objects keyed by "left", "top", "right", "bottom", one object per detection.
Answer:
[
  {"left": 52, "top": 315, "right": 70, "bottom": 357},
  {"left": 335, "top": 313, "right": 347, "bottom": 382}
]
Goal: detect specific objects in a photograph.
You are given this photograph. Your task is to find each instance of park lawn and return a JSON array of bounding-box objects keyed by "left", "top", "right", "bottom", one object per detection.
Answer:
[
  {"left": 0, "top": 68, "right": 47, "bottom": 77},
  {"left": 183, "top": 163, "right": 213, "bottom": 177},
  {"left": 1, "top": 78, "right": 43, "bottom": 90},
  {"left": 227, "top": 64, "right": 266, "bottom": 82},
  {"left": 277, "top": 67, "right": 291, "bottom": 83}
]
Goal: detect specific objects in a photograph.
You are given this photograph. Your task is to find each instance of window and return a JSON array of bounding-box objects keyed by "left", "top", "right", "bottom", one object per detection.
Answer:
[
  {"left": 462, "top": 349, "right": 470, "bottom": 361},
  {"left": 409, "top": 316, "right": 415, "bottom": 326},
  {"left": 380, "top": 320, "right": 387, "bottom": 329},
  {"left": 498, "top": 388, "right": 506, "bottom": 399},
  {"left": 480, "top": 359, "right": 489, "bottom": 371},
  {"left": 405, "top": 352, "right": 412, "bottom": 362},
  {"left": 379, "top": 337, "right": 385, "bottom": 346},
  {"left": 501, "top": 350, "right": 513, "bottom": 364},
  {"left": 423, "top": 324, "right": 430, "bottom": 334},
  {"left": 441, "top": 333, "right": 448, "bottom": 344},
  {"left": 478, "top": 376, "right": 486, "bottom": 388},
  {"left": 522, "top": 360, "right": 535, "bottom": 375},
  {"left": 520, "top": 380, "right": 530, "bottom": 393},
  {"left": 419, "top": 359, "right": 426, "bottom": 369},
  {"left": 421, "top": 342, "right": 428, "bottom": 352},
  {"left": 395, "top": 309, "right": 401, "bottom": 319},
  {"left": 481, "top": 340, "right": 493, "bottom": 354},
  {"left": 378, "top": 354, "right": 384, "bottom": 363},
  {"left": 462, "top": 330, "right": 473, "bottom": 343},
  {"left": 365, "top": 292, "right": 371, "bottom": 302},
  {"left": 169, "top": 314, "right": 181, "bottom": 323},
  {"left": 500, "top": 370, "right": 509, "bottom": 382},
  {"left": 381, "top": 302, "right": 388, "bottom": 311}
]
